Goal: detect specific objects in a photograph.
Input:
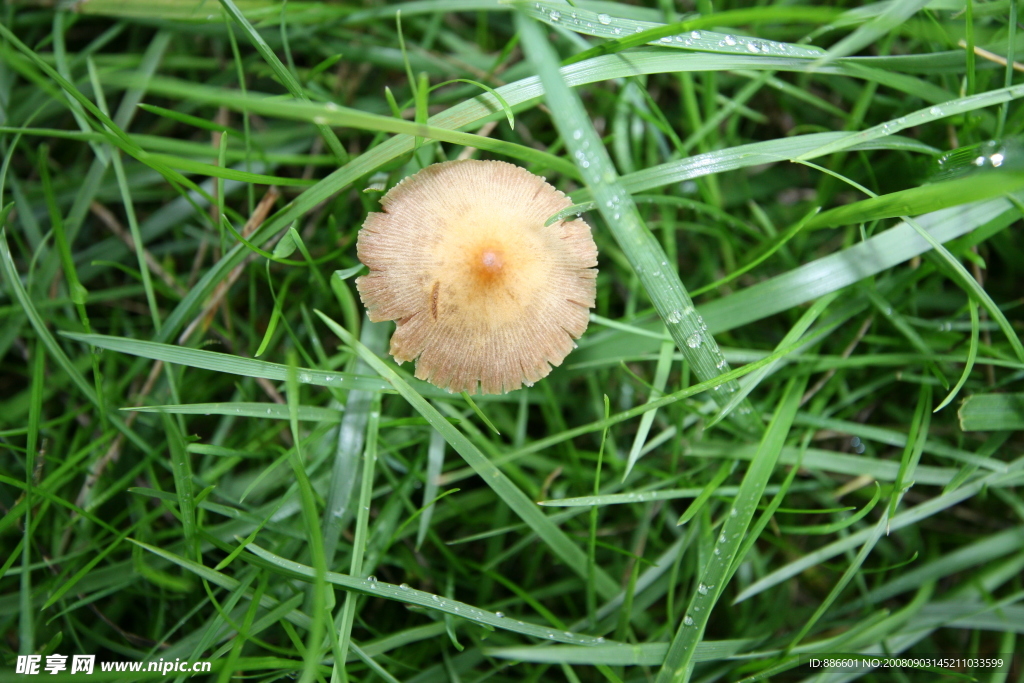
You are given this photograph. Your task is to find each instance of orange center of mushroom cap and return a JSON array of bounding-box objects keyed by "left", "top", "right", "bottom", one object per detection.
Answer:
[{"left": 477, "top": 247, "right": 504, "bottom": 276}]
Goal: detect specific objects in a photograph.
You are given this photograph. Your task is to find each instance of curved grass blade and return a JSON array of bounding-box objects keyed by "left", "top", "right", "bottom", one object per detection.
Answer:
[
  {"left": 935, "top": 300, "right": 979, "bottom": 413},
  {"left": 61, "top": 332, "right": 389, "bottom": 392},
  {"left": 123, "top": 403, "right": 342, "bottom": 422},
  {"left": 514, "top": 1, "right": 824, "bottom": 59},
  {"left": 795, "top": 82, "right": 1024, "bottom": 161},
  {"left": 243, "top": 541, "right": 608, "bottom": 646},
  {"left": 776, "top": 483, "right": 881, "bottom": 535},
  {"left": 808, "top": 172, "right": 1024, "bottom": 229}
]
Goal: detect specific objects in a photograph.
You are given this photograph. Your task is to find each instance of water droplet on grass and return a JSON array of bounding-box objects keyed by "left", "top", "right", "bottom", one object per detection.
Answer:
[
  {"left": 686, "top": 332, "right": 703, "bottom": 349},
  {"left": 724, "top": 35, "right": 737, "bottom": 46},
  {"left": 598, "top": 13, "right": 611, "bottom": 24}
]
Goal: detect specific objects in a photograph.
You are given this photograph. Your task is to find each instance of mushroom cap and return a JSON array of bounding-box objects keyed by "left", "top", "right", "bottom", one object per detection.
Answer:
[{"left": 356, "top": 159, "right": 598, "bottom": 394}]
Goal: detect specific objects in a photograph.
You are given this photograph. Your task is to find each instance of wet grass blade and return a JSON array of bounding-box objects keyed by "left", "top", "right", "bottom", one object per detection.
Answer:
[
  {"left": 61, "top": 332, "right": 389, "bottom": 392},
  {"left": 517, "top": 11, "right": 752, "bottom": 425},
  {"left": 656, "top": 376, "right": 806, "bottom": 682}
]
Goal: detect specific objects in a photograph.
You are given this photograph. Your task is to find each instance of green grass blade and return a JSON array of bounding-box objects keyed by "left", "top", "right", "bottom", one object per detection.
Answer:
[
  {"left": 656, "top": 375, "right": 806, "bottom": 682},
  {"left": 244, "top": 541, "right": 608, "bottom": 646},
  {"left": 61, "top": 332, "right": 389, "bottom": 392},
  {"left": 959, "top": 394, "right": 1024, "bottom": 431},
  {"left": 124, "top": 402, "right": 343, "bottom": 422},
  {"left": 516, "top": 1, "right": 825, "bottom": 59}
]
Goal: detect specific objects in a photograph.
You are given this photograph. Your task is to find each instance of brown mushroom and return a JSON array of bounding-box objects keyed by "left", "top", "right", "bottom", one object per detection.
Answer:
[{"left": 356, "top": 159, "right": 598, "bottom": 394}]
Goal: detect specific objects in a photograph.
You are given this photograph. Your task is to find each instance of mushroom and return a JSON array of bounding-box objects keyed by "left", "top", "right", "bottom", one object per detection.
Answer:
[{"left": 356, "top": 159, "right": 598, "bottom": 394}]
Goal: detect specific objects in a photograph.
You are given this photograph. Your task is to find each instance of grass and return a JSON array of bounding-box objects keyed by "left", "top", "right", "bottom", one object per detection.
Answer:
[{"left": 1, "top": 0, "right": 1023, "bottom": 681}]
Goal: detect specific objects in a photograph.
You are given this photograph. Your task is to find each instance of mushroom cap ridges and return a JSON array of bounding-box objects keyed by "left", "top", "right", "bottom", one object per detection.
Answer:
[{"left": 355, "top": 159, "right": 598, "bottom": 394}]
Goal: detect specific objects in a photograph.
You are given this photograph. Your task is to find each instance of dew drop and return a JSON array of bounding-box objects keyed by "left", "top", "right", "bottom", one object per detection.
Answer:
[
  {"left": 747, "top": 42, "right": 759, "bottom": 53},
  {"left": 613, "top": 27, "right": 621, "bottom": 35},
  {"left": 684, "top": 615, "right": 694, "bottom": 626},
  {"left": 400, "top": 583, "right": 410, "bottom": 590},
  {"left": 724, "top": 35, "right": 737, "bottom": 46},
  {"left": 596, "top": 636, "right": 605, "bottom": 643},
  {"left": 667, "top": 310, "right": 682, "bottom": 324},
  {"left": 697, "top": 583, "right": 709, "bottom": 595},
  {"left": 716, "top": 359, "right": 727, "bottom": 370},
  {"left": 432, "top": 594, "right": 440, "bottom": 601},
  {"left": 549, "top": 10, "right": 560, "bottom": 21},
  {"left": 597, "top": 13, "right": 611, "bottom": 24},
  {"left": 929, "top": 106, "right": 942, "bottom": 116},
  {"left": 367, "top": 575, "right": 377, "bottom": 582},
  {"left": 495, "top": 611, "right": 504, "bottom": 618},
  {"left": 660, "top": 36, "right": 673, "bottom": 43},
  {"left": 686, "top": 332, "right": 703, "bottom": 349},
  {"left": 690, "top": 30, "right": 701, "bottom": 39}
]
